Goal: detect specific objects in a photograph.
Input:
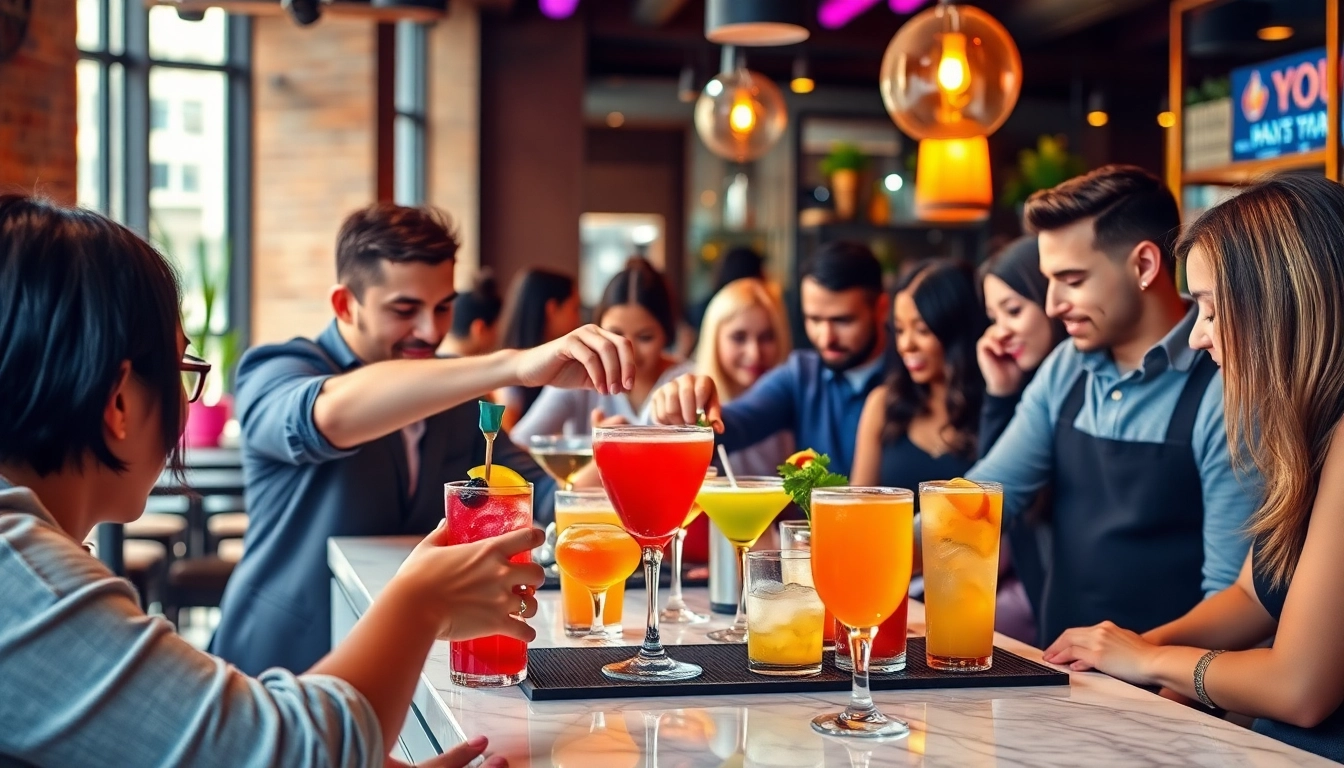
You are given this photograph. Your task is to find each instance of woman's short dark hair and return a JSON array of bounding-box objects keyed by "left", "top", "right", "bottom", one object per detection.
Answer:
[
  {"left": 594, "top": 257, "right": 678, "bottom": 345},
  {"left": 882, "top": 258, "right": 986, "bottom": 459},
  {"left": 450, "top": 272, "right": 503, "bottom": 339},
  {"left": 499, "top": 268, "right": 575, "bottom": 350},
  {"left": 0, "top": 195, "right": 184, "bottom": 476}
]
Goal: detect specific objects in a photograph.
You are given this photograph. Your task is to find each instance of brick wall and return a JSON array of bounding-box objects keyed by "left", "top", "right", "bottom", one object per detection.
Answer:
[
  {"left": 251, "top": 16, "right": 376, "bottom": 344},
  {"left": 428, "top": 3, "right": 480, "bottom": 287},
  {"left": 0, "top": 0, "right": 77, "bottom": 204}
]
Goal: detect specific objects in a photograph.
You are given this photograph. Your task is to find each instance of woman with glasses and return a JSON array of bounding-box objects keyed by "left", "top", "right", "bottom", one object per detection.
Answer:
[{"left": 0, "top": 195, "right": 555, "bottom": 767}]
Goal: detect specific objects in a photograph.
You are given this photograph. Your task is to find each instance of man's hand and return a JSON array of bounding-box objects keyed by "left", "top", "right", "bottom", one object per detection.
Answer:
[
  {"left": 513, "top": 325, "right": 636, "bottom": 395},
  {"left": 648, "top": 373, "right": 723, "bottom": 433}
]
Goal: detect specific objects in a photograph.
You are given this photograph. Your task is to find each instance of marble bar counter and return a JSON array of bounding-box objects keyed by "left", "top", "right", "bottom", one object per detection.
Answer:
[{"left": 329, "top": 536, "right": 1325, "bottom": 767}]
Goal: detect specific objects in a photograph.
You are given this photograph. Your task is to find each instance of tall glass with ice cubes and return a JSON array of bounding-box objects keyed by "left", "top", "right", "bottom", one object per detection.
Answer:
[
  {"left": 744, "top": 550, "right": 824, "bottom": 676},
  {"left": 920, "top": 480, "right": 1003, "bottom": 672}
]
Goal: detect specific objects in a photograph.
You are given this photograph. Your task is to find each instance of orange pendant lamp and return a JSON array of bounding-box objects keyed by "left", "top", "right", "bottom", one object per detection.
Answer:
[
  {"left": 914, "top": 136, "right": 992, "bottom": 222},
  {"left": 880, "top": 1, "right": 1020, "bottom": 222}
]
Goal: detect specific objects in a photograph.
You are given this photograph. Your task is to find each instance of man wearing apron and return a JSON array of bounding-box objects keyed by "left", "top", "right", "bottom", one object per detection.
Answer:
[{"left": 964, "top": 166, "right": 1262, "bottom": 647}]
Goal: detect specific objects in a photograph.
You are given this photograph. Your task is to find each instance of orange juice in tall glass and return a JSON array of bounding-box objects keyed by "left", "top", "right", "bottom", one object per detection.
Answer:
[
  {"left": 556, "top": 490, "right": 627, "bottom": 636},
  {"left": 809, "top": 486, "right": 913, "bottom": 739},
  {"left": 920, "top": 479, "right": 1003, "bottom": 672}
]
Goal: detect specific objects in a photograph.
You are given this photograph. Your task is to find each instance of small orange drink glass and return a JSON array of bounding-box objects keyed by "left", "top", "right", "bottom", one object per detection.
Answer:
[
  {"left": 809, "top": 486, "right": 914, "bottom": 739},
  {"left": 920, "top": 479, "right": 1003, "bottom": 672},
  {"left": 555, "top": 490, "right": 627, "bottom": 636},
  {"left": 555, "top": 523, "right": 642, "bottom": 642}
]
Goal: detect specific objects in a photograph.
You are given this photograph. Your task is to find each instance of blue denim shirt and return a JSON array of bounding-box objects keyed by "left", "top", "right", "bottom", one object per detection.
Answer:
[
  {"left": 211, "top": 322, "right": 554, "bottom": 675},
  {"left": 0, "top": 478, "right": 382, "bottom": 767},
  {"left": 967, "top": 305, "right": 1262, "bottom": 596},
  {"left": 717, "top": 350, "right": 884, "bottom": 477}
]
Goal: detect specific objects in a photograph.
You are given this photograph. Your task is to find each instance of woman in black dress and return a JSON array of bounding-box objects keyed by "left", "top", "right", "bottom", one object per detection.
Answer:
[
  {"left": 850, "top": 259, "right": 984, "bottom": 493},
  {"left": 1044, "top": 173, "right": 1344, "bottom": 761}
]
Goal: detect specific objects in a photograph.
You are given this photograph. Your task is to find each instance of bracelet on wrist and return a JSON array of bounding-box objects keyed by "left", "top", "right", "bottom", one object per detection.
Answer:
[{"left": 1193, "top": 649, "right": 1226, "bottom": 709}]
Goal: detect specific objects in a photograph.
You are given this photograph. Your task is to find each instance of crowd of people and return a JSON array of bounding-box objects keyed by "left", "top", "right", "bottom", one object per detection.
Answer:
[{"left": 3, "top": 163, "right": 1344, "bottom": 764}]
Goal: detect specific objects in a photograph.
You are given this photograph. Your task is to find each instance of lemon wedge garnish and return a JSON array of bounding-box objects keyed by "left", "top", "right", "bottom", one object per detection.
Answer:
[{"left": 468, "top": 465, "right": 528, "bottom": 488}]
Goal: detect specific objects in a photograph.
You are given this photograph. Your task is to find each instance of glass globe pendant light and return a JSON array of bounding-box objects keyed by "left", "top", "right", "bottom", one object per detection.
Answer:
[
  {"left": 879, "top": 1, "right": 1022, "bottom": 140},
  {"left": 694, "top": 58, "right": 788, "bottom": 163}
]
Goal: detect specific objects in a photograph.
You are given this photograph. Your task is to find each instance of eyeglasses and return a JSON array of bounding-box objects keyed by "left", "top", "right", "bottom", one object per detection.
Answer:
[{"left": 181, "top": 353, "right": 212, "bottom": 404}]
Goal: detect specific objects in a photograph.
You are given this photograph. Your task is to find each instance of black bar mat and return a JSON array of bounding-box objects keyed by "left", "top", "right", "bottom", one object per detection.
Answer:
[{"left": 519, "top": 638, "right": 1067, "bottom": 701}]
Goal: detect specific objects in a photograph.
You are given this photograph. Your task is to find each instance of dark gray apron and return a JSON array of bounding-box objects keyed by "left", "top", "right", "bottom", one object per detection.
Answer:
[{"left": 1040, "top": 353, "right": 1218, "bottom": 644}]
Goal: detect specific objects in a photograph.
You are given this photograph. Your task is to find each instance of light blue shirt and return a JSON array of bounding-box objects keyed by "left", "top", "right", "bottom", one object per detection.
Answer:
[
  {"left": 0, "top": 477, "right": 383, "bottom": 767},
  {"left": 967, "top": 305, "right": 1262, "bottom": 596}
]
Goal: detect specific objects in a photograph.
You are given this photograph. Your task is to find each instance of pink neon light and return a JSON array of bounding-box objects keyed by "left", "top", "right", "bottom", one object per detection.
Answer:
[
  {"left": 890, "top": 0, "right": 930, "bottom": 13},
  {"left": 540, "top": 0, "right": 579, "bottom": 19},
  {"left": 818, "top": 0, "right": 883, "bottom": 29}
]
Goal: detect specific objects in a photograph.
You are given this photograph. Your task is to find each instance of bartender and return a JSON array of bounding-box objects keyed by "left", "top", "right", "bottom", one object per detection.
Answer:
[{"left": 963, "top": 166, "right": 1261, "bottom": 646}]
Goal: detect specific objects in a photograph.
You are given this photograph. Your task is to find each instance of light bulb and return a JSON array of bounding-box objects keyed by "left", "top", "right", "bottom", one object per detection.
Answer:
[
  {"left": 880, "top": 3, "right": 1021, "bottom": 140},
  {"left": 729, "top": 96, "right": 757, "bottom": 134},
  {"left": 694, "top": 68, "right": 788, "bottom": 163},
  {"left": 936, "top": 32, "right": 970, "bottom": 96}
]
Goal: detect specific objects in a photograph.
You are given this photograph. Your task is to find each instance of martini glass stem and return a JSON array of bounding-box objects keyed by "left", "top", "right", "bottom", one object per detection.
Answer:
[
  {"left": 731, "top": 544, "right": 749, "bottom": 631},
  {"left": 638, "top": 545, "right": 668, "bottom": 660},
  {"left": 665, "top": 529, "right": 689, "bottom": 611},
  {"left": 586, "top": 588, "right": 609, "bottom": 640}
]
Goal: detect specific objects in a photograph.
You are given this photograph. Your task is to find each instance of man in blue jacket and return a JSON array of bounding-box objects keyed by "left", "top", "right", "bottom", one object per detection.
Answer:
[{"left": 211, "top": 203, "right": 634, "bottom": 675}]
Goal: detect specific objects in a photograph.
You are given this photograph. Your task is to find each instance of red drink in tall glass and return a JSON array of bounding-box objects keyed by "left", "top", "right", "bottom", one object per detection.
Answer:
[
  {"left": 834, "top": 593, "right": 909, "bottom": 673},
  {"left": 444, "top": 481, "right": 533, "bottom": 687},
  {"left": 593, "top": 438, "right": 713, "bottom": 547}
]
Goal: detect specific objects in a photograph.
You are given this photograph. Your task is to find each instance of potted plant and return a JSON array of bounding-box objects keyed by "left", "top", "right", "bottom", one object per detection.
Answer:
[
  {"left": 1001, "top": 135, "right": 1088, "bottom": 222},
  {"left": 184, "top": 238, "right": 241, "bottom": 448},
  {"left": 820, "top": 142, "right": 869, "bottom": 221}
]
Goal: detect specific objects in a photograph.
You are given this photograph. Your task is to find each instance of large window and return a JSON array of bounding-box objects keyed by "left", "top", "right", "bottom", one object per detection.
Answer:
[{"left": 77, "top": 0, "right": 251, "bottom": 397}]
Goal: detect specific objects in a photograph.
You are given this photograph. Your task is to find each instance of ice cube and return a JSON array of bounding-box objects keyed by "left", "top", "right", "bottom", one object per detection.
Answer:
[{"left": 748, "top": 579, "right": 788, "bottom": 599}]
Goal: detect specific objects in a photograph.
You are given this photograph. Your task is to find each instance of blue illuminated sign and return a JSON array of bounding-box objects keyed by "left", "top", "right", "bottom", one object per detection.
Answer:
[{"left": 1231, "top": 47, "right": 1338, "bottom": 162}]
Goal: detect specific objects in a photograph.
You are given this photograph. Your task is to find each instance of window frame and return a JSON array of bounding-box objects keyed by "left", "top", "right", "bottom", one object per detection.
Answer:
[
  {"left": 77, "top": 0, "right": 253, "bottom": 344},
  {"left": 393, "top": 20, "right": 427, "bottom": 206}
]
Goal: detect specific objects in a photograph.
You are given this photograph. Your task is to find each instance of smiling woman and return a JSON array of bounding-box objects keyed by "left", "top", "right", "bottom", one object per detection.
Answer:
[{"left": 849, "top": 259, "right": 985, "bottom": 497}]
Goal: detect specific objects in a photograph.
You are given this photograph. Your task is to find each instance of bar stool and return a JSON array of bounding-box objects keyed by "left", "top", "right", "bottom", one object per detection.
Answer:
[
  {"left": 203, "top": 496, "right": 246, "bottom": 554},
  {"left": 123, "top": 540, "right": 167, "bottom": 611},
  {"left": 125, "top": 513, "right": 188, "bottom": 560},
  {"left": 163, "top": 556, "right": 236, "bottom": 629}
]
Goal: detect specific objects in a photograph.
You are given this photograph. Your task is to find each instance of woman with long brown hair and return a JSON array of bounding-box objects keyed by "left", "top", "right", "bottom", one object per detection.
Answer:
[{"left": 1043, "top": 173, "right": 1344, "bottom": 760}]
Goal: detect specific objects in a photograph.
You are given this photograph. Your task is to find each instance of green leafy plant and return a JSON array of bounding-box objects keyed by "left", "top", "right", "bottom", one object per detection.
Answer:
[
  {"left": 1001, "top": 134, "right": 1088, "bottom": 209},
  {"left": 778, "top": 454, "right": 848, "bottom": 520},
  {"left": 820, "top": 142, "right": 870, "bottom": 176},
  {"left": 152, "top": 215, "right": 242, "bottom": 399},
  {"left": 1185, "top": 76, "right": 1232, "bottom": 107}
]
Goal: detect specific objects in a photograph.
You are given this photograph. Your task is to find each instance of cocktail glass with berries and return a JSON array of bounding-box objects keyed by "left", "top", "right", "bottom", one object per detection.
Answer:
[{"left": 444, "top": 472, "right": 533, "bottom": 687}]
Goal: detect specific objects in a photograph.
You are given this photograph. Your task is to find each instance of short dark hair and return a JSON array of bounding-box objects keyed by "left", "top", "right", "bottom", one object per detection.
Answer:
[
  {"left": 799, "top": 241, "right": 883, "bottom": 297},
  {"left": 1024, "top": 164, "right": 1181, "bottom": 273},
  {"left": 450, "top": 272, "right": 503, "bottom": 339},
  {"left": 499, "top": 268, "right": 576, "bottom": 350},
  {"left": 0, "top": 195, "right": 184, "bottom": 476},
  {"left": 336, "top": 203, "right": 460, "bottom": 298},
  {"left": 595, "top": 257, "right": 678, "bottom": 344}
]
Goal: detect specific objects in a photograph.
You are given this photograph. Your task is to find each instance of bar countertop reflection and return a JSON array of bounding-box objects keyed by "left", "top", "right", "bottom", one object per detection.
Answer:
[{"left": 328, "top": 537, "right": 1326, "bottom": 767}]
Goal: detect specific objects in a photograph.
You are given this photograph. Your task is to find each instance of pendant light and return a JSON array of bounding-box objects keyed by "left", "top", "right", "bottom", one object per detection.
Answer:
[
  {"left": 878, "top": 0, "right": 1021, "bottom": 140},
  {"left": 694, "top": 48, "right": 788, "bottom": 163},
  {"left": 705, "top": 0, "right": 809, "bottom": 47},
  {"left": 914, "top": 136, "right": 991, "bottom": 222}
]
